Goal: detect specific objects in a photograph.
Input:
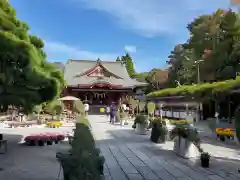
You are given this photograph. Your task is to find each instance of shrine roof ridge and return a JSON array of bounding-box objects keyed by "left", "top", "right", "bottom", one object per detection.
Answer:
[{"left": 66, "top": 59, "right": 122, "bottom": 64}]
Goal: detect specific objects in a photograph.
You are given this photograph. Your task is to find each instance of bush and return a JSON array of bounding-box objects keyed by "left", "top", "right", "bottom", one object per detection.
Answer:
[
  {"left": 134, "top": 115, "right": 148, "bottom": 125},
  {"left": 150, "top": 119, "right": 167, "bottom": 143},
  {"left": 57, "top": 118, "right": 104, "bottom": 180}
]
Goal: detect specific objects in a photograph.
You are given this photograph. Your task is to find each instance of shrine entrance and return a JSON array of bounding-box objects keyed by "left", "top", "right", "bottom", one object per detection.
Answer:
[{"left": 92, "top": 92, "right": 108, "bottom": 105}]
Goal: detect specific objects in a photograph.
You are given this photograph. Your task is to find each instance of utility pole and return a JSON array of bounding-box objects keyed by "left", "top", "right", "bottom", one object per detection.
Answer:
[{"left": 195, "top": 60, "right": 204, "bottom": 83}]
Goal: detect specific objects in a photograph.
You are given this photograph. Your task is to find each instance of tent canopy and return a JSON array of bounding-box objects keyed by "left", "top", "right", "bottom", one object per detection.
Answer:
[{"left": 58, "top": 96, "right": 80, "bottom": 101}]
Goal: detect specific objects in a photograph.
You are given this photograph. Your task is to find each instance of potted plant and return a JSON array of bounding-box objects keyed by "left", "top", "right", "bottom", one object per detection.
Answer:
[
  {"left": 38, "top": 139, "right": 45, "bottom": 146},
  {"left": 47, "top": 139, "right": 53, "bottom": 145},
  {"left": 200, "top": 152, "right": 210, "bottom": 168},
  {"left": 134, "top": 115, "right": 148, "bottom": 135},
  {"left": 170, "top": 124, "right": 200, "bottom": 158},
  {"left": 150, "top": 119, "right": 167, "bottom": 143}
]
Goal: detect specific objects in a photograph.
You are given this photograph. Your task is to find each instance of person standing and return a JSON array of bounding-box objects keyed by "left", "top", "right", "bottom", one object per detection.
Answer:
[
  {"left": 106, "top": 105, "right": 110, "bottom": 122},
  {"left": 110, "top": 102, "right": 117, "bottom": 124},
  {"left": 84, "top": 102, "right": 89, "bottom": 116}
]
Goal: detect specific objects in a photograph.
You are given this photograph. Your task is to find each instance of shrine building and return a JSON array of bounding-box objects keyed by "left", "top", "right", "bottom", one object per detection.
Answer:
[{"left": 61, "top": 59, "right": 147, "bottom": 113}]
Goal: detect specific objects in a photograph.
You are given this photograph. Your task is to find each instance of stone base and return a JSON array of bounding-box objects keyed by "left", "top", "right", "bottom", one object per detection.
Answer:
[
  {"left": 173, "top": 137, "right": 200, "bottom": 159},
  {"left": 136, "top": 123, "right": 146, "bottom": 135}
]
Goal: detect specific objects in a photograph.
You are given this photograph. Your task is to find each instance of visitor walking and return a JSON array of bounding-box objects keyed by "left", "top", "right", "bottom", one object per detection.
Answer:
[{"left": 110, "top": 102, "right": 117, "bottom": 124}]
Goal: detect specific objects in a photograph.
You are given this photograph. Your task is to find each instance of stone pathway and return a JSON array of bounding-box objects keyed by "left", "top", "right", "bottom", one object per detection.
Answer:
[{"left": 88, "top": 115, "right": 240, "bottom": 180}]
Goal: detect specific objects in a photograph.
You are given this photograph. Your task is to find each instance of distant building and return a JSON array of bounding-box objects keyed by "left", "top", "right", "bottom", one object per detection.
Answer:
[
  {"left": 59, "top": 59, "right": 147, "bottom": 112},
  {"left": 148, "top": 68, "right": 168, "bottom": 89},
  {"left": 52, "top": 62, "right": 65, "bottom": 71}
]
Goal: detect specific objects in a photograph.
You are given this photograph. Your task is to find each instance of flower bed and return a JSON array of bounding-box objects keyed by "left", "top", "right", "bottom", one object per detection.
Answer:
[{"left": 24, "top": 132, "right": 65, "bottom": 145}]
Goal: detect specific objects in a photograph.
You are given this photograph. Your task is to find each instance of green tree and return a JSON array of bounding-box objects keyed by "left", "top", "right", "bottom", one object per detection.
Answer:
[
  {"left": 166, "top": 9, "right": 240, "bottom": 86},
  {"left": 44, "top": 100, "right": 63, "bottom": 120},
  {"left": 0, "top": 0, "right": 64, "bottom": 112},
  {"left": 116, "top": 56, "right": 121, "bottom": 62},
  {"left": 187, "top": 9, "right": 240, "bottom": 81},
  {"left": 121, "top": 53, "right": 136, "bottom": 77}
]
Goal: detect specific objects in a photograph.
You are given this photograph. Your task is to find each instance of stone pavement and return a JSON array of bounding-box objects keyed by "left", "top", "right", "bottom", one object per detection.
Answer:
[
  {"left": 88, "top": 115, "right": 240, "bottom": 180},
  {"left": 0, "top": 126, "right": 73, "bottom": 180}
]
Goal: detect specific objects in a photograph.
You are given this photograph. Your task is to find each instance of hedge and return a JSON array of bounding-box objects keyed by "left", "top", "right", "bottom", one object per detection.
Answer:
[
  {"left": 147, "top": 76, "right": 240, "bottom": 99},
  {"left": 56, "top": 117, "right": 104, "bottom": 180}
]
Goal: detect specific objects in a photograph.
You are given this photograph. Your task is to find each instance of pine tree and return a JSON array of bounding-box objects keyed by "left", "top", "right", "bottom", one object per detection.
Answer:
[
  {"left": 121, "top": 53, "right": 136, "bottom": 77},
  {"left": 116, "top": 56, "right": 121, "bottom": 62}
]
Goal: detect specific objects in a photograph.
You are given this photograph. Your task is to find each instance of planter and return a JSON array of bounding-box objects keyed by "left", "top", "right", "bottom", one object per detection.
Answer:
[
  {"left": 150, "top": 128, "right": 166, "bottom": 143},
  {"left": 173, "top": 136, "right": 199, "bottom": 158},
  {"left": 120, "top": 119, "right": 125, "bottom": 126},
  {"left": 47, "top": 141, "right": 53, "bottom": 145},
  {"left": 201, "top": 157, "right": 210, "bottom": 168},
  {"left": 29, "top": 140, "right": 36, "bottom": 146},
  {"left": 38, "top": 140, "right": 45, "bottom": 146},
  {"left": 136, "top": 123, "right": 146, "bottom": 135}
]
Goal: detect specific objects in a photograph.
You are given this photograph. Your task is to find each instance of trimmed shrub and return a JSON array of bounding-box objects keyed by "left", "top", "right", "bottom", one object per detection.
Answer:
[{"left": 57, "top": 118, "right": 104, "bottom": 180}]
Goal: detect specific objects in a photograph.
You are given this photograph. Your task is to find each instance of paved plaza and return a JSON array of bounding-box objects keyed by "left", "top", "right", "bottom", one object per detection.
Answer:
[
  {"left": 0, "top": 126, "right": 73, "bottom": 180},
  {"left": 89, "top": 115, "right": 240, "bottom": 180},
  {"left": 0, "top": 116, "right": 239, "bottom": 180}
]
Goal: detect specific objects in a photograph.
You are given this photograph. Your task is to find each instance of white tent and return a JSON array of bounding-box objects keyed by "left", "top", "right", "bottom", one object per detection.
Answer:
[{"left": 58, "top": 96, "right": 80, "bottom": 101}]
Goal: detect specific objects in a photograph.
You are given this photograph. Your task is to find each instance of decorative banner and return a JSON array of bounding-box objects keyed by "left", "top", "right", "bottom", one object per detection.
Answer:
[{"left": 93, "top": 92, "right": 106, "bottom": 99}]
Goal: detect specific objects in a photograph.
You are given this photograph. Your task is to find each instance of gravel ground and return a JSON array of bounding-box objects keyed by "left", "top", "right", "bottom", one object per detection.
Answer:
[{"left": 0, "top": 126, "right": 73, "bottom": 180}]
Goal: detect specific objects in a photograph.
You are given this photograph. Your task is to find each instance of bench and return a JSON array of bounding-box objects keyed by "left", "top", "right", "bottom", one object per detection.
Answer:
[{"left": 0, "top": 140, "right": 7, "bottom": 154}]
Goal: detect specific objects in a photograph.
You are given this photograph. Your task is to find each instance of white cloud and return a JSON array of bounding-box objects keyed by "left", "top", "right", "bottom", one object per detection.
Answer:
[
  {"left": 124, "top": 45, "right": 136, "bottom": 53},
  {"left": 44, "top": 41, "right": 119, "bottom": 61},
  {"left": 71, "top": 0, "right": 230, "bottom": 37}
]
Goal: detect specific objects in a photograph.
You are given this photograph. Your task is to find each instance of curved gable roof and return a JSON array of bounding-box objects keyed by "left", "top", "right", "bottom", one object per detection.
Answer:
[{"left": 64, "top": 59, "right": 148, "bottom": 87}]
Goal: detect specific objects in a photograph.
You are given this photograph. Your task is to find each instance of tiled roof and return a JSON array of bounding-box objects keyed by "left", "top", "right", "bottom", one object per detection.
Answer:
[
  {"left": 64, "top": 60, "right": 147, "bottom": 88},
  {"left": 151, "top": 69, "right": 168, "bottom": 83},
  {"left": 52, "top": 62, "right": 65, "bottom": 71}
]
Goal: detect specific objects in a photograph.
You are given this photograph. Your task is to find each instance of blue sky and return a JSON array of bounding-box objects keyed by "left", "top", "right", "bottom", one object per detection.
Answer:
[{"left": 9, "top": 0, "right": 231, "bottom": 72}]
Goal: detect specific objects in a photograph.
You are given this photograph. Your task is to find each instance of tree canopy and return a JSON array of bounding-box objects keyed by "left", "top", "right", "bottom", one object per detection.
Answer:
[
  {"left": 121, "top": 53, "right": 136, "bottom": 77},
  {"left": 0, "top": 0, "right": 64, "bottom": 112},
  {"left": 148, "top": 9, "right": 240, "bottom": 101},
  {"left": 167, "top": 9, "right": 240, "bottom": 87}
]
